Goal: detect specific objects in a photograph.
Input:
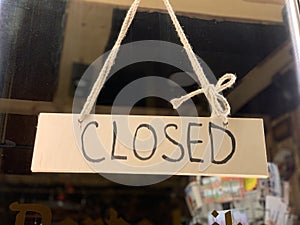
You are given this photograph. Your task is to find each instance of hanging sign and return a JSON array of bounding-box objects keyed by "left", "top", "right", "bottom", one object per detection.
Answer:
[
  {"left": 31, "top": 113, "right": 268, "bottom": 177},
  {"left": 31, "top": 0, "right": 268, "bottom": 178}
]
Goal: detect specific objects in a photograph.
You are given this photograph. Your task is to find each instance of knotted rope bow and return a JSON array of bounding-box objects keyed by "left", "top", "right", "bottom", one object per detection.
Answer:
[{"left": 171, "top": 73, "right": 236, "bottom": 123}]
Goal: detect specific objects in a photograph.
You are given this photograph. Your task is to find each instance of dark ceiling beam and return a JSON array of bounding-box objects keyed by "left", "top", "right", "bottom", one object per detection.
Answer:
[
  {"left": 0, "top": 98, "right": 178, "bottom": 116},
  {"left": 227, "top": 41, "right": 293, "bottom": 114},
  {"left": 0, "top": 99, "right": 54, "bottom": 115}
]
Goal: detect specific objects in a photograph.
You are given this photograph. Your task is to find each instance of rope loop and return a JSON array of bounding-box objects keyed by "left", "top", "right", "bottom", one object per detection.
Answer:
[
  {"left": 206, "top": 73, "right": 236, "bottom": 118},
  {"left": 78, "top": 0, "right": 236, "bottom": 125}
]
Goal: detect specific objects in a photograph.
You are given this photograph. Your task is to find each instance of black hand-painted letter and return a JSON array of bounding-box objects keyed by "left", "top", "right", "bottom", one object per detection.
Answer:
[
  {"left": 81, "top": 121, "right": 105, "bottom": 163},
  {"left": 133, "top": 124, "right": 157, "bottom": 161},
  {"left": 111, "top": 121, "right": 127, "bottom": 160},
  {"left": 209, "top": 122, "right": 236, "bottom": 165},
  {"left": 187, "top": 123, "right": 204, "bottom": 163},
  {"left": 163, "top": 124, "right": 184, "bottom": 162}
]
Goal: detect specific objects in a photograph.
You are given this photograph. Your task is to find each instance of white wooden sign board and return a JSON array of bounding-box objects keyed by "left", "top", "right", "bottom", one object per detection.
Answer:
[{"left": 31, "top": 113, "right": 268, "bottom": 177}]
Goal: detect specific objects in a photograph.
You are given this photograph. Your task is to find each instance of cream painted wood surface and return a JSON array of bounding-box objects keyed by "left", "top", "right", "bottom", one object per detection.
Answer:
[{"left": 32, "top": 113, "right": 268, "bottom": 177}]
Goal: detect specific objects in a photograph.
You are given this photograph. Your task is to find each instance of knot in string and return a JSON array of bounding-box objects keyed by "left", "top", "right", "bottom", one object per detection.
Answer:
[{"left": 171, "top": 73, "right": 236, "bottom": 122}]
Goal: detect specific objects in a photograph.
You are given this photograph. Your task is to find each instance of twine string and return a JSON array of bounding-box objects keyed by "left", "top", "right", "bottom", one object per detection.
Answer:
[{"left": 78, "top": 0, "right": 236, "bottom": 123}]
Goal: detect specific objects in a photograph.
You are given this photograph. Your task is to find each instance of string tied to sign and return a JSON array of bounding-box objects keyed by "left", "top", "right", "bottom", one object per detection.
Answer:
[
  {"left": 78, "top": 0, "right": 236, "bottom": 125},
  {"left": 170, "top": 73, "right": 236, "bottom": 124}
]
